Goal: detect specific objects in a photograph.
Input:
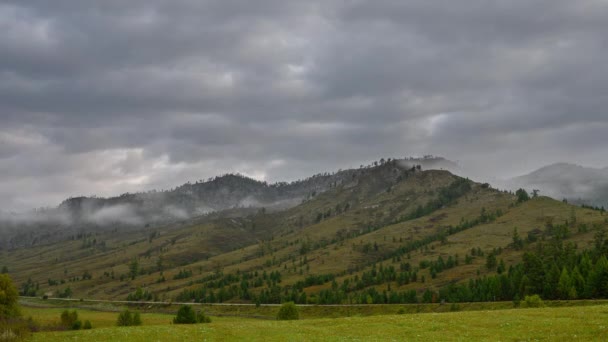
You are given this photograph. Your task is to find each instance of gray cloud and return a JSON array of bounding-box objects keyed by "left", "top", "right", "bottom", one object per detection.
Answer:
[{"left": 1, "top": 0, "right": 608, "bottom": 211}]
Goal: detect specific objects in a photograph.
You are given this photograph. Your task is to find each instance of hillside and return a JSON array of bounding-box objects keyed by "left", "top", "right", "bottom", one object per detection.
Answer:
[
  {"left": 0, "top": 171, "right": 350, "bottom": 250},
  {"left": 1, "top": 160, "right": 607, "bottom": 306},
  {"left": 0, "top": 156, "right": 456, "bottom": 250}
]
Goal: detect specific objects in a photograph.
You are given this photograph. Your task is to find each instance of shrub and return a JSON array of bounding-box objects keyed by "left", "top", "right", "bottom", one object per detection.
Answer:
[
  {"left": 83, "top": 320, "right": 92, "bottom": 330},
  {"left": 117, "top": 309, "right": 142, "bottom": 326},
  {"left": 276, "top": 302, "right": 299, "bottom": 320},
  {"left": 60, "top": 310, "right": 79, "bottom": 330},
  {"left": 173, "top": 306, "right": 196, "bottom": 324},
  {"left": 524, "top": 294, "right": 544, "bottom": 308},
  {"left": 173, "top": 306, "right": 211, "bottom": 324},
  {"left": 513, "top": 294, "right": 521, "bottom": 307},
  {"left": 133, "top": 312, "right": 142, "bottom": 326},
  {"left": 116, "top": 310, "right": 132, "bottom": 327},
  {"left": 71, "top": 320, "right": 82, "bottom": 330},
  {"left": 197, "top": 311, "right": 211, "bottom": 323}
]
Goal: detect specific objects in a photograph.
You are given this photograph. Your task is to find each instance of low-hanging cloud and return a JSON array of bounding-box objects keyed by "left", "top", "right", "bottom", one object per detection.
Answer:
[
  {"left": 162, "top": 205, "right": 190, "bottom": 220},
  {"left": 87, "top": 204, "right": 143, "bottom": 226},
  {"left": 1, "top": 0, "right": 608, "bottom": 211}
]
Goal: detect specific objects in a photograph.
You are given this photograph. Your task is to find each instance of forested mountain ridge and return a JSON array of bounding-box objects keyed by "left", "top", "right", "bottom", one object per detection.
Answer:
[
  {"left": 1, "top": 158, "right": 606, "bottom": 307},
  {"left": 0, "top": 156, "right": 455, "bottom": 249}
]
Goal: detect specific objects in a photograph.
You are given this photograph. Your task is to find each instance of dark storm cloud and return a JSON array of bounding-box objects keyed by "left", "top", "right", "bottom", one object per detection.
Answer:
[{"left": 1, "top": 0, "right": 608, "bottom": 211}]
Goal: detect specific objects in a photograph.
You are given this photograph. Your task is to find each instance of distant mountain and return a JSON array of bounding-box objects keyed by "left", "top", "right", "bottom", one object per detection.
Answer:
[
  {"left": 509, "top": 163, "right": 608, "bottom": 207},
  {"left": 0, "top": 156, "right": 458, "bottom": 248}
]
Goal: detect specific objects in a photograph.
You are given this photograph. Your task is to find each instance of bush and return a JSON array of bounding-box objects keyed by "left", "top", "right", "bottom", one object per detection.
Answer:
[
  {"left": 197, "top": 311, "right": 211, "bottom": 323},
  {"left": 117, "top": 310, "right": 131, "bottom": 326},
  {"left": 71, "top": 320, "right": 82, "bottom": 330},
  {"left": 83, "top": 320, "right": 92, "bottom": 330},
  {"left": 117, "top": 309, "right": 142, "bottom": 326},
  {"left": 512, "top": 294, "right": 521, "bottom": 307},
  {"left": 60, "top": 310, "right": 80, "bottom": 330},
  {"left": 173, "top": 306, "right": 196, "bottom": 324},
  {"left": 276, "top": 302, "right": 299, "bottom": 320},
  {"left": 173, "top": 305, "right": 211, "bottom": 324},
  {"left": 133, "top": 312, "right": 142, "bottom": 326},
  {"left": 524, "top": 294, "right": 544, "bottom": 308}
]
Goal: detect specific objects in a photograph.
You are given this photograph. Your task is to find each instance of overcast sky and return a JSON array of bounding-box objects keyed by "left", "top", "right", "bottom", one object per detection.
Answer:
[{"left": 1, "top": 1, "right": 608, "bottom": 211}]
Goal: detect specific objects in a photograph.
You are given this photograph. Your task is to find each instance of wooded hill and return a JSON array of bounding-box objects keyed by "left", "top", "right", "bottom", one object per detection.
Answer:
[
  {"left": 0, "top": 156, "right": 455, "bottom": 249},
  {"left": 1, "top": 159, "right": 607, "bottom": 305}
]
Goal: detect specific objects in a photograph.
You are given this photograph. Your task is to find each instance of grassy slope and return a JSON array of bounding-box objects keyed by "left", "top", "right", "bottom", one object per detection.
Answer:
[
  {"left": 27, "top": 304, "right": 608, "bottom": 341},
  {"left": 2, "top": 166, "right": 607, "bottom": 301}
]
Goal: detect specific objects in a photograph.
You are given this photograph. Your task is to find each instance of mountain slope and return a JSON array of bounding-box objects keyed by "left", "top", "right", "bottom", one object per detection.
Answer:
[
  {"left": 0, "top": 157, "right": 456, "bottom": 250},
  {"left": 2, "top": 160, "right": 606, "bottom": 305}
]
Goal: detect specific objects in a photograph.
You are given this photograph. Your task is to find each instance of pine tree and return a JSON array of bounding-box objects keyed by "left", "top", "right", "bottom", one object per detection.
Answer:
[
  {"left": 557, "top": 268, "right": 572, "bottom": 299},
  {"left": 512, "top": 228, "right": 524, "bottom": 250},
  {"left": 486, "top": 253, "right": 497, "bottom": 270},
  {"left": 129, "top": 258, "right": 139, "bottom": 280}
]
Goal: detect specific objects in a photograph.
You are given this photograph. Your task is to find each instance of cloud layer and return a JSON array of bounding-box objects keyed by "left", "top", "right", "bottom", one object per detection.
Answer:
[{"left": 1, "top": 0, "right": 608, "bottom": 211}]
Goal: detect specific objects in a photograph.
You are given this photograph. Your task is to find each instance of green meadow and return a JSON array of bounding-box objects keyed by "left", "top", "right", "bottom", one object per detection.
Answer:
[{"left": 24, "top": 303, "right": 608, "bottom": 341}]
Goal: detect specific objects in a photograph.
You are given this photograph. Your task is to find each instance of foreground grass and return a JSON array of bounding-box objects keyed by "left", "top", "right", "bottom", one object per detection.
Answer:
[
  {"left": 21, "top": 306, "right": 172, "bottom": 329},
  {"left": 30, "top": 304, "right": 608, "bottom": 341}
]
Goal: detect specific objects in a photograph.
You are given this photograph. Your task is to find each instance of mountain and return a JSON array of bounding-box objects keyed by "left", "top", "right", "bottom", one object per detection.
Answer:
[
  {"left": 0, "top": 156, "right": 456, "bottom": 249},
  {"left": 509, "top": 163, "right": 608, "bottom": 208},
  {"left": 2, "top": 158, "right": 606, "bottom": 305}
]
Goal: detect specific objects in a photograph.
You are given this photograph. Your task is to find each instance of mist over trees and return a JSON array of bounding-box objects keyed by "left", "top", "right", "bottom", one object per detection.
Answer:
[{"left": 0, "top": 156, "right": 453, "bottom": 250}]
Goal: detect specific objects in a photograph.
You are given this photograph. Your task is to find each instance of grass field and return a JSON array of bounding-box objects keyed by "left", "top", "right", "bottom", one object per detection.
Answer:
[
  {"left": 25, "top": 304, "right": 608, "bottom": 341},
  {"left": 21, "top": 306, "right": 173, "bottom": 329}
]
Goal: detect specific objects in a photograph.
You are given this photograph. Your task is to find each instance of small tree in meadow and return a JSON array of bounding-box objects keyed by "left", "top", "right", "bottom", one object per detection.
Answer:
[
  {"left": 172, "top": 305, "right": 211, "bottom": 324},
  {"left": 133, "top": 312, "right": 142, "bottom": 326},
  {"left": 276, "top": 302, "right": 299, "bottom": 320},
  {"left": 173, "top": 305, "right": 196, "bottom": 324},
  {"left": 60, "top": 310, "right": 81, "bottom": 330},
  {"left": 524, "top": 294, "right": 544, "bottom": 308},
  {"left": 197, "top": 311, "right": 211, "bottom": 323},
  {"left": 117, "top": 309, "right": 142, "bottom": 326}
]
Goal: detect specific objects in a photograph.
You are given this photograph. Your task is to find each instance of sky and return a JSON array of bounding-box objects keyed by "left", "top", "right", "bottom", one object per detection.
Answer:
[{"left": 1, "top": 0, "right": 608, "bottom": 212}]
